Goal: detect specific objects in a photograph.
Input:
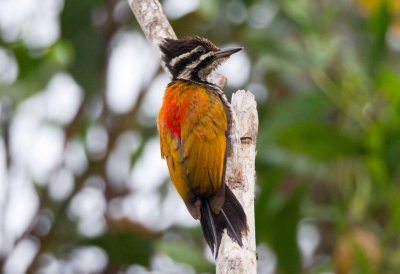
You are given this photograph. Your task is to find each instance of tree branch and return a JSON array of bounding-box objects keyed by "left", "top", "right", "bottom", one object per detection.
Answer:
[
  {"left": 218, "top": 90, "right": 258, "bottom": 274},
  {"left": 128, "top": 1, "right": 258, "bottom": 273}
]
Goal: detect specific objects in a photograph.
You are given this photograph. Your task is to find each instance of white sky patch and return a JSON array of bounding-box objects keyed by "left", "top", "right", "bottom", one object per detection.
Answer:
[
  {"left": 125, "top": 136, "right": 196, "bottom": 229},
  {"left": 48, "top": 167, "right": 74, "bottom": 202},
  {"left": 163, "top": 0, "right": 199, "bottom": 19},
  {"left": 129, "top": 137, "right": 169, "bottom": 192},
  {"left": 0, "top": 0, "right": 63, "bottom": 48},
  {"left": 106, "top": 131, "right": 142, "bottom": 188},
  {"left": 151, "top": 254, "right": 196, "bottom": 274},
  {"left": 64, "top": 138, "right": 88, "bottom": 176},
  {"left": 123, "top": 192, "right": 162, "bottom": 229},
  {"left": 140, "top": 73, "right": 169, "bottom": 120},
  {"left": 106, "top": 150, "right": 131, "bottom": 188},
  {"left": 106, "top": 31, "right": 159, "bottom": 114},
  {"left": 122, "top": 180, "right": 196, "bottom": 230},
  {"left": 0, "top": 47, "right": 18, "bottom": 85},
  {"left": 3, "top": 172, "right": 39, "bottom": 253},
  {"left": 257, "top": 243, "right": 277, "bottom": 274},
  {"left": 68, "top": 246, "right": 108, "bottom": 274},
  {"left": 298, "top": 220, "right": 320, "bottom": 267},
  {"left": 44, "top": 73, "right": 83, "bottom": 125},
  {"left": 247, "top": 82, "right": 269, "bottom": 103},
  {"left": 3, "top": 237, "right": 39, "bottom": 274},
  {"left": 387, "top": 25, "right": 400, "bottom": 52},
  {"left": 160, "top": 185, "right": 197, "bottom": 228},
  {"left": 217, "top": 46, "right": 250, "bottom": 88},
  {"left": 69, "top": 185, "right": 107, "bottom": 237},
  {"left": 86, "top": 124, "right": 108, "bottom": 160},
  {"left": 28, "top": 125, "right": 65, "bottom": 182},
  {"left": 9, "top": 72, "right": 81, "bottom": 183},
  {"left": 0, "top": 139, "right": 6, "bottom": 189},
  {"left": 69, "top": 187, "right": 106, "bottom": 221},
  {"left": 247, "top": 2, "right": 278, "bottom": 29},
  {"left": 10, "top": 105, "right": 65, "bottom": 183},
  {"left": 0, "top": 138, "right": 8, "bottom": 254}
]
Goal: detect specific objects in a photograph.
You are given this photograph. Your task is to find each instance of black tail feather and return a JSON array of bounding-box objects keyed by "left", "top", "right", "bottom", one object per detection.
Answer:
[
  {"left": 199, "top": 186, "right": 248, "bottom": 258},
  {"left": 220, "top": 208, "right": 242, "bottom": 246},
  {"left": 203, "top": 201, "right": 219, "bottom": 254}
]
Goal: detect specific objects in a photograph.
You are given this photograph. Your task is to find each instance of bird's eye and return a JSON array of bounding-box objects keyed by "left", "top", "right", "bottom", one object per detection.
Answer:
[{"left": 197, "top": 46, "right": 205, "bottom": 54}]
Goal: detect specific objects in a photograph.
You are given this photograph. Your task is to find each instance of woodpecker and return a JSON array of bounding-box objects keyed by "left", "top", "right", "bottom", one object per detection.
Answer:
[{"left": 157, "top": 36, "right": 248, "bottom": 257}]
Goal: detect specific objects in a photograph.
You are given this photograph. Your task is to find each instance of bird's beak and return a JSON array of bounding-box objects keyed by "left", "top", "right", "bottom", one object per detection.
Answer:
[{"left": 214, "top": 47, "right": 243, "bottom": 58}]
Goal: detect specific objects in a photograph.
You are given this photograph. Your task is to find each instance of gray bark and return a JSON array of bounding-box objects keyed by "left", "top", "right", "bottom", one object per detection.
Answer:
[{"left": 217, "top": 90, "right": 258, "bottom": 274}]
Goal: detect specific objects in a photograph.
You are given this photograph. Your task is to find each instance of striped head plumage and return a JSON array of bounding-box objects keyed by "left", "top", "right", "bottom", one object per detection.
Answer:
[{"left": 159, "top": 36, "right": 242, "bottom": 83}]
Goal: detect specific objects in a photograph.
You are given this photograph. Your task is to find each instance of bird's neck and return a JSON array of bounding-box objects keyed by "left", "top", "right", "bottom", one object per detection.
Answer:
[{"left": 172, "top": 75, "right": 214, "bottom": 87}]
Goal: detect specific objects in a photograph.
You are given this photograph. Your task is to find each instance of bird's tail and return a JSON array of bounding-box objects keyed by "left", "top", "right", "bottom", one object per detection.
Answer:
[{"left": 200, "top": 186, "right": 248, "bottom": 258}]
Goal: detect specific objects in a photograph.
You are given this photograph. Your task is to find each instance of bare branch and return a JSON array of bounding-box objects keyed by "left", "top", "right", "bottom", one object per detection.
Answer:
[{"left": 129, "top": 0, "right": 176, "bottom": 42}]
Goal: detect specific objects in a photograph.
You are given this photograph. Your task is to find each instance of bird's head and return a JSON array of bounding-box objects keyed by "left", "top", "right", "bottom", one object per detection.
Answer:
[{"left": 160, "top": 36, "right": 242, "bottom": 83}]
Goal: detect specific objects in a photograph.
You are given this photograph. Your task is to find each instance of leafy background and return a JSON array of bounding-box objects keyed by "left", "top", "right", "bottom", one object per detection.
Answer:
[{"left": 1, "top": 0, "right": 400, "bottom": 273}]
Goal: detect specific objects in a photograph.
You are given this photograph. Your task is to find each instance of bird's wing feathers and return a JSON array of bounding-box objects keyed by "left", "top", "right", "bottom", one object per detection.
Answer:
[{"left": 181, "top": 93, "right": 227, "bottom": 197}]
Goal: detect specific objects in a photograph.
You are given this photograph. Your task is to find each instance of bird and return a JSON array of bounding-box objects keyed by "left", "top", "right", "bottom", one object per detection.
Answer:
[{"left": 157, "top": 36, "right": 248, "bottom": 258}]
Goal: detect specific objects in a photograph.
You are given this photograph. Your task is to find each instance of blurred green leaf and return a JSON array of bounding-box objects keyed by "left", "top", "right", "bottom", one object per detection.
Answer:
[
  {"left": 271, "top": 187, "right": 303, "bottom": 274},
  {"left": 86, "top": 231, "right": 153, "bottom": 267},
  {"left": 130, "top": 137, "right": 146, "bottom": 167},
  {"left": 367, "top": 1, "right": 391, "bottom": 76},
  {"left": 276, "top": 122, "right": 363, "bottom": 160},
  {"left": 2, "top": 47, "right": 65, "bottom": 101},
  {"left": 197, "top": 0, "right": 220, "bottom": 20},
  {"left": 383, "top": 130, "right": 400, "bottom": 179},
  {"left": 48, "top": 40, "right": 75, "bottom": 67},
  {"left": 255, "top": 165, "right": 287, "bottom": 242},
  {"left": 282, "top": 0, "right": 313, "bottom": 31},
  {"left": 376, "top": 69, "right": 400, "bottom": 106},
  {"left": 259, "top": 92, "right": 334, "bottom": 148},
  {"left": 157, "top": 240, "right": 214, "bottom": 273},
  {"left": 61, "top": 0, "right": 103, "bottom": 92}
]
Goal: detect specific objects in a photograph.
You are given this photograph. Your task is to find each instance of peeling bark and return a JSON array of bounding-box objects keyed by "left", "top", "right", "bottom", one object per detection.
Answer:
[{"left": 218, "top": 90, "right": 258, "bottom": 274}]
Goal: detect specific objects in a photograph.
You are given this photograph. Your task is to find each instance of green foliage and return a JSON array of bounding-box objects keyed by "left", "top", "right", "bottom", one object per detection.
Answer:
[
  {"left": 277, "top": 122, "right": 363, "bottom": 160},
  {"left": 87, "top": 231, "right": 154, "bottom": 267},
  {"left": 157, "top": 240, "right": 214, "bottom": 273},
  {"left": 367, "top": 0, "right": 391, "bottom": 76},
  {"left": 270, "top": 188, "right": 303, "bottom": 274}
]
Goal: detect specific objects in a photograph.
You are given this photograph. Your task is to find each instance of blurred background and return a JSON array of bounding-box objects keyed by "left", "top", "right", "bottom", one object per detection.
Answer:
[{"left": 0, "top": 0, "right": 400, "bottom": 273}]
